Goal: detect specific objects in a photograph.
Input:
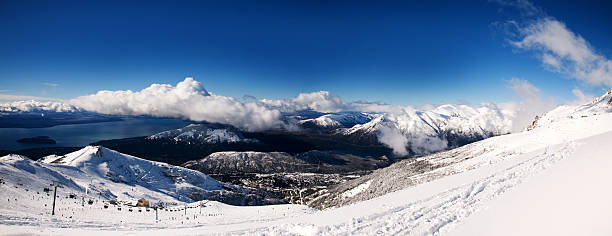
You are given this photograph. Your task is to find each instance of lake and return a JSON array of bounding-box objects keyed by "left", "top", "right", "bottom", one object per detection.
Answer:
[{"left": 0, "top": 118, "right": 189, "bottom": 150}]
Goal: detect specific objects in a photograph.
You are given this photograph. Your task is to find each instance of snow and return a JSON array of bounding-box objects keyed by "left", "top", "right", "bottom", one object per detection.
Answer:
[
  {"left": 343, "top": 104, "right": 514, "bottom": 138},
  {"left": 1, "top": 146, "right": 224, "bottom": 205},
  {"left": 452, "top": 131, "right": 612, "bottom": 236},
  {"left": 236, "top": 113, "right": 612, "bottom": 235},
  {"left": 298, "top": 112, "right": 376, "bottom": 128},
  {"left": 341, "top": 104, "right": 514, "bottom": 155},
  {"left": 534, "top": 88, "right": 612, "bottom": 128},
  {"left": 341, "top": 180, "right": 372, "bottom": 199},
  {"left": 2, "top": 92, "right": 612, "bottom": 235},
  {"left": 147, "top": 124, "right": 256, "bottom": 144},
  {"left": 183, "top": 151, "right": 313, "bottom": 174}
]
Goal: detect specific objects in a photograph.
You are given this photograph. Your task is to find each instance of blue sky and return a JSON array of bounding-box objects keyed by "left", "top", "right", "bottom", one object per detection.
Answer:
[{"left": 1, "top": 0, "right": 611, "bottom": 105}]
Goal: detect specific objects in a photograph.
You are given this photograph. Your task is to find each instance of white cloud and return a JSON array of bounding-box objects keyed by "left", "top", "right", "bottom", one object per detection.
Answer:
[
  {"left": 260, "top": 91, "right": 347, "bottom": 113},
  {"left": 408, "top": 134, "right": 448, "bottom": 155},
  {"left": 513, "top": 18, "right": 612, "bottom": 87},
  {"left": 69, "top": 78, "right": 283, "bottom": 131},
  {"left": 490, "top": 0, "right": 543, "bottom": 16},
  {"left": 570, "top": 88, "right": 595, "bottom": 105},
  {"left": 42, "top": 82, "right": 59, "bottom": 87},
  {"left": 0, "top": 100, "right": 79, "bottom": 112},
  {"left": 260, "top": 92, "right": 404, "bottom": 114},
  {"left": 541, "top": 53, "right": 561, "bottom": 69},
  {"left": 377, "top": 126, "right": 409, "bottom": 156},
  {"left": 292, "top": 91, "right": 346, "bottom": 113},
  {"left": 507, "top": 78, "right": 556, "bottom": 132},
  {"left": 351, "top": 101, "right": 398, "bottom": 113}
]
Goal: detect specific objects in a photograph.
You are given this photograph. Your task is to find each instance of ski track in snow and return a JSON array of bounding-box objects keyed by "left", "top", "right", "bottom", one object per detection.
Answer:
[{"left": 249, "top": 141, "right": 577, "bottom": 235}]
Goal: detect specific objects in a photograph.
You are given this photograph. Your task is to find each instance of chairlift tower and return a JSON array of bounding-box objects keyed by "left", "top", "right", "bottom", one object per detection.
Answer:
[{"left": 50, "top": 181, "right": 63, "bottom": 216}]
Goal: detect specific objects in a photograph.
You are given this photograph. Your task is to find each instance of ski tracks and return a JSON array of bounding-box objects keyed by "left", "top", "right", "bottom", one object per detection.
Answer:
[{"left": 254, "top": 141, "right": 578, "bottom": 236}]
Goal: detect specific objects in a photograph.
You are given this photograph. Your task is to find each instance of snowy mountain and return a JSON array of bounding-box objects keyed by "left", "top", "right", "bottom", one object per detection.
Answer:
[
  {"left": 1, "top": 146, "right": 279, "bottom": 206},
  {"left": 339, "top": 104, "right": 514, "bottom": 155},
  {"left": 147, "top": 124, "right": 257, "bottom": 144},
  {"left": 183, "top": 151, "right": 311, "bottom": 174},
  {"left": 298, "top": 112, "right": 377, "bottom": 129},
  {"left": 183, "top": 150, "right": 388, "bottom": 175}
]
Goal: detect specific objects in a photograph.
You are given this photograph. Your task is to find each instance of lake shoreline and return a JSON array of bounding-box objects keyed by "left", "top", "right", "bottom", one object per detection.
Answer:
[{"left": 0, "top": 117, "right": 189, "bottom": 150}]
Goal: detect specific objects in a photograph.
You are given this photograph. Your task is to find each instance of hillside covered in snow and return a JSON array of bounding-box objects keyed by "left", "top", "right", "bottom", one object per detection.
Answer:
[{"left": 1, "top": 146, "right": 281, "bottom": 207}]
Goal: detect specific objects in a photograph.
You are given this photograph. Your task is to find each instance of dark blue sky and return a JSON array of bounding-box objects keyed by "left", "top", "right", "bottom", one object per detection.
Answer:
[{"left": 1, "top": 0, "right": 611, "bottom": 105}]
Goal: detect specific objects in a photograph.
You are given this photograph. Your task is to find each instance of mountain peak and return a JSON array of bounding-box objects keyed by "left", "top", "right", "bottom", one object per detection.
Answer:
[
  {"left": 76, "top": 145, "right": 106, "bottom": 158},
  {"left": 39, "top": 145, "right": 113, "bottom": 165},
  {"left": 84, "top": 145, "right": 104, "bottom": 157}
]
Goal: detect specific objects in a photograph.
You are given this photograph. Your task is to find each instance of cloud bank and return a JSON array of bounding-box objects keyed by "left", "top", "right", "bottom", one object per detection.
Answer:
[
  {"left": 260, "top": 91, "right": 348, "bottom": 113},
  {"left": 70, "top": 78, "right": 283, "bottom": 131},
  {"left": 0, "top": 100, "right": 80, "bottom": 113},
  {"left": 260, "top": 91, "right": 399, "bottom": 114}
]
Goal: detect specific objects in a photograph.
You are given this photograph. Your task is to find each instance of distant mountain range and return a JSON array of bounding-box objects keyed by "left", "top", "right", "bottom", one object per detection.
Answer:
[
  {"left": 132, "top": 104, "right": 513, "bottom": 161},
  {"left": 0, "top": 100, "right": 121, "bottom": 128}
]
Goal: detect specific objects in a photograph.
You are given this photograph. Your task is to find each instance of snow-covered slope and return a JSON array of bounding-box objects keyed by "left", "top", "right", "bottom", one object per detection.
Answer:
[
  {"left": 0, "top": 146, "right": 273, "bottom": 206},
  {"left": 532, "top": 88, "right": 612, "bottom": 128},
  {"left": 147, "top": 124, "right": 257, "bottom": 144},
  {"left": 452, "top": 131, "right": 612, "bottom": 236}
]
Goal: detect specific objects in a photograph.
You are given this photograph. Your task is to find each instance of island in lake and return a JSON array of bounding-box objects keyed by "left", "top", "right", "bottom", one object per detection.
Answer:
[{"left": 17, "top": 136, "right": 56, "bottom": 144}]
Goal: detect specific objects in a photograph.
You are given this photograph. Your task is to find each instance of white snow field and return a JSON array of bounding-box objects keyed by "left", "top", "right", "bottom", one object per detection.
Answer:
[{"left": 2, "top": 91, "right": 612, "bottom": 235}]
